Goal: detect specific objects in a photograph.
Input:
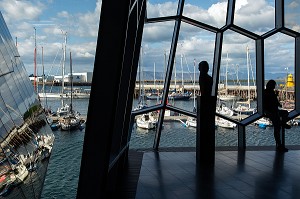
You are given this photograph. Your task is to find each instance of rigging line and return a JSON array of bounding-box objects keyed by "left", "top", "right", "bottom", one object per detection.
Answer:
[
  {"left": 249, "top": 52, "right": 256, "bottom": 86},
  {"left": 182, "top": 53, "right": 193, "bottom": 82},
  {"left": 46, "top": 47, "right": 62, "bottom": 91}
]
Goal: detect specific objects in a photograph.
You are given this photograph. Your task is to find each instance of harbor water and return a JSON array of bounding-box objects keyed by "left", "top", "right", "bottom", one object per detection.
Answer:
[{"left": 39, "top": 86, "right": 300, "bottom": 198}]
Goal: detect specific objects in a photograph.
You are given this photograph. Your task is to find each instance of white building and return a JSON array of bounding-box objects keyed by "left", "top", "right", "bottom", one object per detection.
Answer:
[
  {"left": 29, "top": 72, "right": 93, "bottom": 84},
  {"left": 64, "top": 72, "right": 93, "bottom": 83}
]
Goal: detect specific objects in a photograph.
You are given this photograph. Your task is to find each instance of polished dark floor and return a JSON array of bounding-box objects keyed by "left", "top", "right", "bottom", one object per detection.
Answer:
[{"left": 124, "top": 146, "right": 300, "bottom": 199}]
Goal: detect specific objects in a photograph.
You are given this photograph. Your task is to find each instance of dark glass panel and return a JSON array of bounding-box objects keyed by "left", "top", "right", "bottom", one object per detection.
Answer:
[
  {"left": 147, "top": 0, "right": 179, "bottom": 19},
  {"left": 234, "top": 0, "right": 275, "bottom": 35},
  {"left": 183, "top": 0, "right": 227, "bottom": 28}
]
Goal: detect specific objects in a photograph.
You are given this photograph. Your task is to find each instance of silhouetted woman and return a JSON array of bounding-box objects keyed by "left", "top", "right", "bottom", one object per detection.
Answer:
[
  {"left": 198, "top": 61, "right": 213, "bottom": 96},
  {"left": 264, "top": 79, "right": 290, "bottom": 152}
]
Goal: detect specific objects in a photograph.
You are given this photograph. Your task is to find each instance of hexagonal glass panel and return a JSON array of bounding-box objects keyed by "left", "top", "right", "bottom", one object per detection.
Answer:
[
  {"left": 246, "top": 125, "right": 275, "bottom": 146},
  {"left": 157, "top": 113, "right": 240, "bottom": 148},
  {"left": 159, "top": 112, "right": 196, "bottom": 148},
  {"left": 264, "top": 32, "right": 295, "bottom": 111},
  {"left": 215, "top": 127, "right": 238, "bottom": 147},
  {"left": 183, "top": 0, "right": 227, "bottom": 28},
  {"left": 133, "top": 21, "right": 175, "bottom": 111},
  {"left": 284, "top": 0, "right": 300, "bottom": 32},
  {"left": 129, "top": 115, "right": 157, "bottom": 149},
  {"left": 220, "top": 30, "right": 257, "bottom": 122},
  {"left": 234, "top": 0, "right": 275, "bottom": 35},
  {"left": 168, "top": 22, "right": 215, "bottom": 111},
  {"left": 146, "top": 0, "right": 179, "bottom": 19}
]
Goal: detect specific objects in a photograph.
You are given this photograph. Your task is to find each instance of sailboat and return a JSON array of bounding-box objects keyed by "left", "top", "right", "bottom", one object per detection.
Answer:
[
  {"left": 215, "top": 116, "right": 237, "bottom": 129},
  {"left": 59, "top": 51, "right": 82, "bottom": 131},
  {"left": 59, "top": 50, "right": 82, "bottom": 131},
  {"left": 145, "top": 62, "right": 162, "bottom": 101},
  {"left": 233, "top": 46, "right": 256, "bottom": 115},
  {"left": 218, "top": 52, "right": 241, "bottom": 101},
  {"left": 136, "top": 111, "right": 158, "bottom": 129},
  {"left": 55, "top": 33, "right": 82, "bottom": 131},
  {"left": 133, "top": 45, "right": 148, "bottom": 111},
  {"left": 186, "top": 59, "right": 197, "bottom": 128},
  {"left": 134, "top": 46, "right": 158, "bottom": 129},
  {"left": 168, "top": 54, "right": 191, "bottom": 101},
  {"left": 38, "top": 33, "right": 90, "bottom": 100},
  {"left": 216, "top": 101, "right": 235, "bottom": 117}
]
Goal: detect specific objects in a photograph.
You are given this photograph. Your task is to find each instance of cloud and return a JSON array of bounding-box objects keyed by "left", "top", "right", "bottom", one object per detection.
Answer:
[
  {"left": 0, "top": 0, "right": 296, "bottom": 78},
  {"left": 0, "top": 0, "right": 45, "bottom": 22},
  {"left": 140, "top": 0, "right": 294, "bottom": 78},
  {"left": 234, "top": 0, "right": 275, "bottom": 33},
  {"left": 288, "top": 1, "right": 299, "bottom": 8},
  {"left": 1, "top": 0, "right": 101, "bottom": 74},
  {"left": 146, "top": 2, "right": 178, "bottom": 18}
]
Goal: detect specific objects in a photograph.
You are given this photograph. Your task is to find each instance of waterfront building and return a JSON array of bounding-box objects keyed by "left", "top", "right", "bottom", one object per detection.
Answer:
[
  {"left": 64, "top": 72, "right": 93, "bottom": 83},
  {"left": 0, "top": 12, "right": 54, "bottom": 198},
  {"left": 29, "top": 72, "right": 93, "bottom": 84},
  {"left": 77, "top": 1, "right": 300, "bottom": 199},
  {"left": 3, "top": 1, "right": 299, "bottom": 199}
]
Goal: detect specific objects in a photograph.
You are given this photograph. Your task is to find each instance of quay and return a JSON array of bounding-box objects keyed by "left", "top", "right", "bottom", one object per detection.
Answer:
[
  {"left": 50, "top": 115, "right": 87, "bottom": 123},
  {"left": 134, "top": 83, "right": 295, "bottom": 101},
  {"left": 135, "top": 113, "right": 249, "bottom": 122},
  {"left": 34, "top": 82, "right": 92, "bottom": 86}
]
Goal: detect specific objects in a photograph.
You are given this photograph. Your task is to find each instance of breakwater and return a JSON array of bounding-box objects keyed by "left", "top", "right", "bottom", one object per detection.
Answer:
[{"left": 134, "top": 83, "right": 294, "bottom": 101}]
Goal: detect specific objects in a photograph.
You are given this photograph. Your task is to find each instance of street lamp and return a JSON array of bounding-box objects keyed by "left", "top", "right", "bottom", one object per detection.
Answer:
[{"left": 284, "top": 67, "right": 288, "bottom": 100}]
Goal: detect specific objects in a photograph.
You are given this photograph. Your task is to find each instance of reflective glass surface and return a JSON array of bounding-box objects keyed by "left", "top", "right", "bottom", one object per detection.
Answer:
[{"left": 0, "top": 12, "right": 54, "bottom": 198}]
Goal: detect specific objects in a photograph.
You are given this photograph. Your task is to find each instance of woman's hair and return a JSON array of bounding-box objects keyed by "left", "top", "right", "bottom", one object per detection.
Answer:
[
  {"left": 266, "top": 79, "right": 276, "bottom": 89},
  {"left": 198, "top": 61, "right": 209, "bottom": 73}
]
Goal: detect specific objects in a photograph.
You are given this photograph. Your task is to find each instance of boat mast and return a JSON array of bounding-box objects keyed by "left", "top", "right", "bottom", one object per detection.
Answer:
[
  {"left": 154, "top": 62, "right": 158, "bottom": 103},
  {"left": 246, "top": 46, "right": 250, "bottom": 108},
  {"left": 140, "top": 45, "right": 145, "bottom": 104},
  {"left": 154, "top": 62, "right": 156, "bottom": 90},
  {"left": 181, "top": 54, "right": 184, "bottom": 90},
  {"left": 164, "top": 50, "right": 167, "bottom": 80},
  {"left": 226, "top": 52, "right": 228, "bottom": 96},
  {"left": 193, "top": 59, "right": 196, "bottom": 111},
  {"left": 34, "top": 27, "right": 37, "bottom": 92},
  {"left": 42, "top": 46, "right": 48, "bottom": 108},
  {"left": 42, "top": 46, "right": 44, "bottom": 93},
  {"left": 70, "top": 51, "right": 73, "bottom": 112},
  {"left": 138, "top": 47, "right": 141, "bottom": 103},
  {"left": 174, "top": 59, "right": 177, "bottom": 92},
  {"left": 61, "top": 31, "right": 67, "bottom": 107}
]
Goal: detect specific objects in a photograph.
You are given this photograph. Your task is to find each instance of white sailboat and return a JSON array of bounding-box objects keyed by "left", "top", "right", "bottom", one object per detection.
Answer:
[
  {"left": 233, "top": 46, "right": 256, "bottom": 115},
  {"left": 59, "top": 51, "right": 82, "bottom": 131},
  {"left": 253, "top": 117, "right": 272, "bottom": 128},
  {"left": 215, "top": 116, "right": 237, "bottom": 129},
  {"left": 218, "top": 52, "right": 241, "bottom": 101},
  {"left": 136, "top": 112, "right": 158, "bottom": 129},
  {"left": 186, "top": 59, "right": 197, "bottom": 128},
  {"left": 168, "top": 54, "right": 191, "bottom": 101},
  {"left": 54, "top": 32, "right": 82, "bottom": 131},
  {"left": 38, "top": 33, "right": 90, "bottom": 100},
  {"left": 134, "top": 45, "right": 148, "bottom": 111},
  {"left": 145, "top": 62, "right": 162, "bottom": 101},
  {"left": 216, "top": 102, "right": 235, "bottom": 117}
]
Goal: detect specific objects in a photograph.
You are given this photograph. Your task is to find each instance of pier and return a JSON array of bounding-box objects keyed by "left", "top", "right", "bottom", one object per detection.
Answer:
[{"left": 134, "top": 82, "right": 295, "bottom": 101}]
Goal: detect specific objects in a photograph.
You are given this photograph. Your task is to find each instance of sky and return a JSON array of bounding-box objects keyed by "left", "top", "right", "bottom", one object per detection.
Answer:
[
  {"left": 1, "top": 0, "right": 299, "bottom": 80},
  {"left": 1, "top": 0, "right": 101, "bottom": 76}
]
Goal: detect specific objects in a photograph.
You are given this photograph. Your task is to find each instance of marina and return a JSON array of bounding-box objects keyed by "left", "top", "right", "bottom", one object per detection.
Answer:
[
  {"left": 133, "top": 82, "right": 295, "bottom": 101},
  {"left": 2, "top": 0, "right": 299, "bottom": 198},
  {"left": 39, "top": 96, "right": 300, "bottom": 198}
]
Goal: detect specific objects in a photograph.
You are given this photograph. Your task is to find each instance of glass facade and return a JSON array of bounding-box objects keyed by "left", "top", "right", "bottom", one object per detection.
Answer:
[
  {"left": 0, "top": 12, "right": 54, "bottom": 198},
  {"left": 130, "top": 0, "right": 300, "bottom": 149}
]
